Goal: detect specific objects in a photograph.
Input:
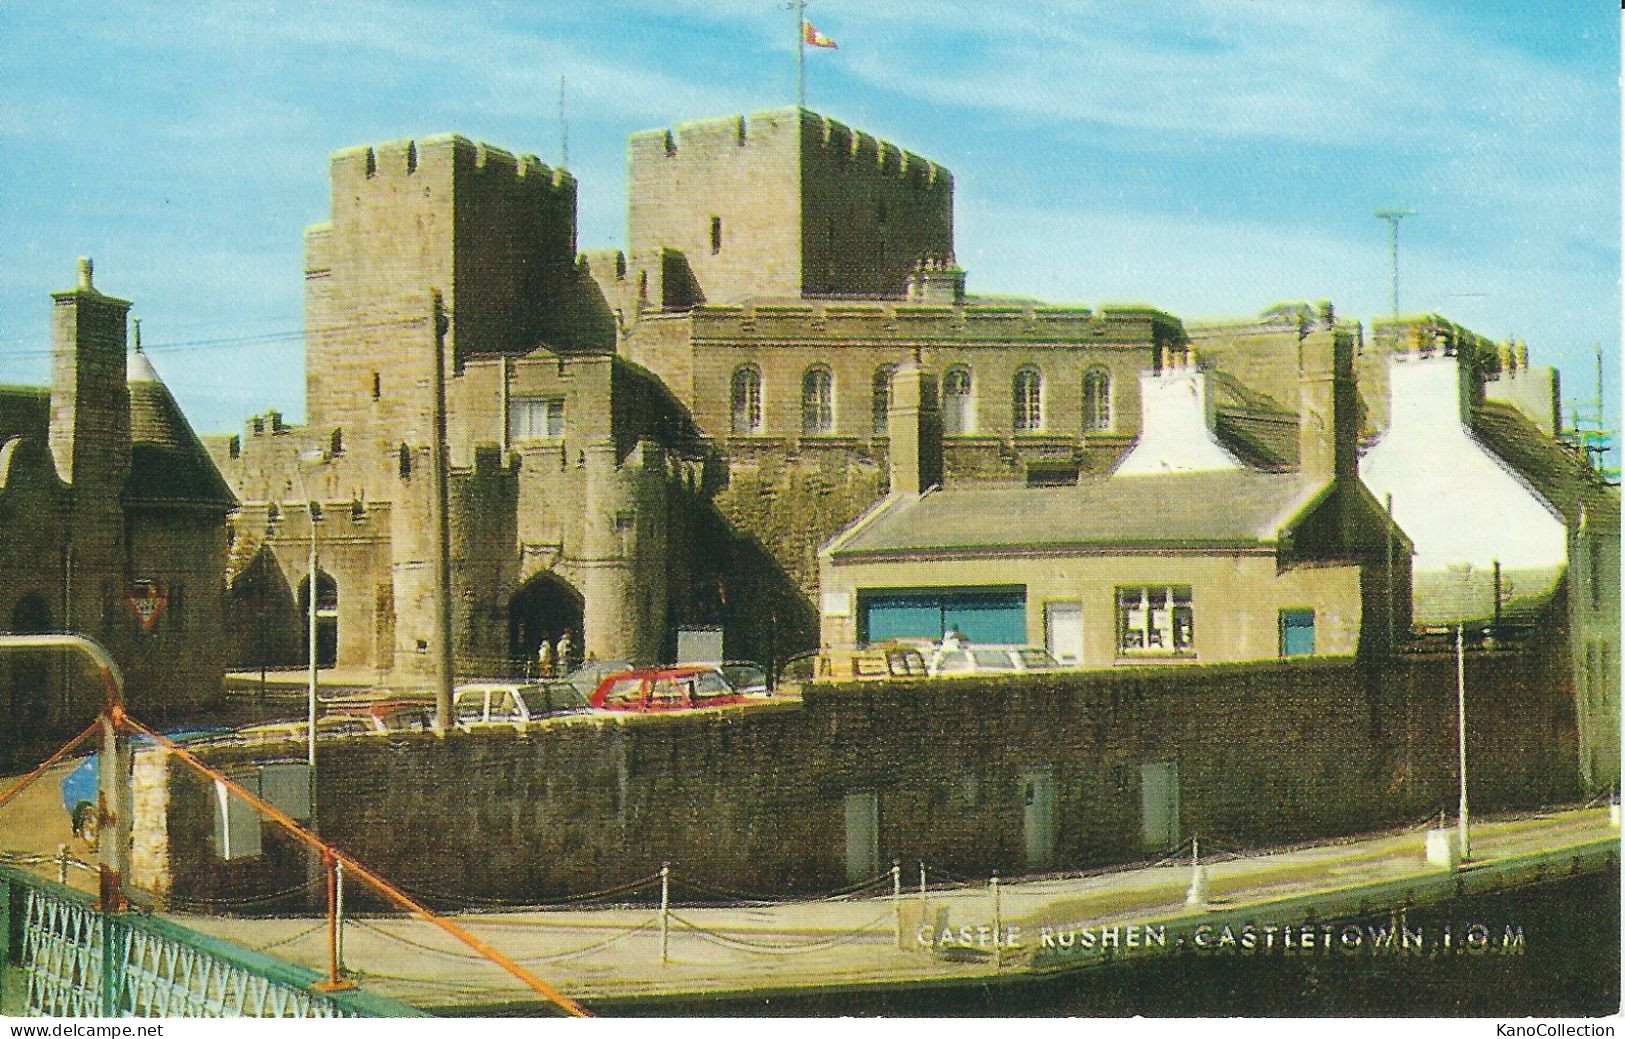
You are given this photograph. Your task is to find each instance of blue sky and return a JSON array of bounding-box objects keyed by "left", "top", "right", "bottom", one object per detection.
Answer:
[{"left": 0, "top": 1, "right": 1617, "bottom": 439}]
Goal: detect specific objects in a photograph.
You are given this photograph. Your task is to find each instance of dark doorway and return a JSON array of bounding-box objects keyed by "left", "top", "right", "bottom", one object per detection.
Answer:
[
  {"left": 296, "top": 570, "right": 338, "bottom": 669},
  {"left": 9, "top": 593, "right": 54, "bottom": 739},
  {"left": 508, "top": 573, "right": 585, "bottom": 674}
]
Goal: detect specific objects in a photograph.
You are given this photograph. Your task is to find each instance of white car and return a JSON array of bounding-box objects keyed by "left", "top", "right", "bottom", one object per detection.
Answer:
[{"left": 927, "top": 645, "right": 1061, "bottom": 676}]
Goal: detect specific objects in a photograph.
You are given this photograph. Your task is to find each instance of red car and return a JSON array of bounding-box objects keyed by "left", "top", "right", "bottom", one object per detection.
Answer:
[{"left": 588, "top": 666, "right": 754, "bottom": 712}]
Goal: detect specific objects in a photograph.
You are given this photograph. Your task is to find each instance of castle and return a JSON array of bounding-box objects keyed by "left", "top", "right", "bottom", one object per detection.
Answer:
[{"left": 202, "top": 107, "right": 1617, "bottom": 784}]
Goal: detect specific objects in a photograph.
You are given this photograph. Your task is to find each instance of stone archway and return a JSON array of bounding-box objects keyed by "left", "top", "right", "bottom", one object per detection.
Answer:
[
  {"left": 508, "top": 572, "right": 585, "bottom": 675},
  {"left": 296, "top": 569, "right": 338, "bottom": 669}
]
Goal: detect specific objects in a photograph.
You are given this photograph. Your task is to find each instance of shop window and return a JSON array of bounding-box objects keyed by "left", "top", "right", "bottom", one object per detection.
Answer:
[
  {"left": 509, "top": 397, "right": 565, "bottom": 441},
  {"left": 1279, "top": 609, "right": 1316, "bottom": 657},
  {"left": 1116, "top": 586, "right": 1193, "bottom": 655}
]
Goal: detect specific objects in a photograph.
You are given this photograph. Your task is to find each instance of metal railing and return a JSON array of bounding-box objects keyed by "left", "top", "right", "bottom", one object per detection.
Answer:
[{"left": 0, "top": 865, "right": 419, "bottom": 1018}]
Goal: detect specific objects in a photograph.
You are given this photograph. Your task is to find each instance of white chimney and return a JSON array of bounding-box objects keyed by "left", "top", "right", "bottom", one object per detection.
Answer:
[{"left": 1114, "top": 351, "right": 1242, "bottom": 476}]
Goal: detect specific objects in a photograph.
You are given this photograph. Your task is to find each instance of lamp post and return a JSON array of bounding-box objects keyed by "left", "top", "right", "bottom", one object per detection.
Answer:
[
  {"left": 291, "top": 449, "right": 328, "bottom": 773},
  {"left": 1448, "top": 563, "right": 1473, "bottom": 862}
]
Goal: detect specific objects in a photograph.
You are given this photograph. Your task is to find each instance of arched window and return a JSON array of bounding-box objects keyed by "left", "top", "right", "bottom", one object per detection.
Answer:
[
  {"left": 730, "top": 365, "right": 763, "bottom": 435},
  {"left": 1013, "top": 366, "right": 1043, "bottom": 433},
  {"left": 1083, "top": 368, "right": 1112, "bottom": 431},
  {"left": 943, "top": 366, "right": 973, "bottom": 435},
  {"left": 871, "top": 365, "right": 895, "bottom": 436},
  {"left": 801, "top": 366, "right": 834, "bottom": 435}
]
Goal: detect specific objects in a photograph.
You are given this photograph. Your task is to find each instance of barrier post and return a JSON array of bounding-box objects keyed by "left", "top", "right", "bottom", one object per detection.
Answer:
[
  {"left": 659, "top": 862, "right": 671, "bottom": 966},
  {"left": 990, "top": 872, "right": 1002, "bottom": 968},
  {"left": 314, "top": 849, "right": 355, "bottom": 992},
  {"left": 891, "top": 861, "right": 902, "bottom": 948}
]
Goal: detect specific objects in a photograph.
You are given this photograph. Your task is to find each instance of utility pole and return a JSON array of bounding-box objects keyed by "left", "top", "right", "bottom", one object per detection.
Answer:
[
  {"left": 430, "top": 292, "right": 455, "bottom": 731},
  {"left": 1374, "top": 209, "right": 1416, "bottom": 318}
]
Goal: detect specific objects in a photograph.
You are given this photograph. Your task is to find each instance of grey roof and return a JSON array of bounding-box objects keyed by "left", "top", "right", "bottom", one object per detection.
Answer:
[
  {"left": 826, "top": 470, "right": 1327, "bottom": 559},
  {"left": 126, "top": 352, "right": 237, "bottom": 509}
]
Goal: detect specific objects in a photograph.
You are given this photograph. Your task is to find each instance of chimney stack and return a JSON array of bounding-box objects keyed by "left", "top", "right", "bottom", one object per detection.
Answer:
[
  {"left": 1297, "top": 329, "right": 1356, "bottom": 483},
  {"left": 1113, "top": 351, "right": 1241, "bottom": 476},
  {"left": 49, "top": 257, "right": 131, "bottom": 491},
  {"left": 886, "top": 362, "right": 942, "bottom": 494}
]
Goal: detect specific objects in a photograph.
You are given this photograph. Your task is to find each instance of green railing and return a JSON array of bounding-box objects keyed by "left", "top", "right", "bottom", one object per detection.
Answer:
[{"left": 0, "top": 865, "right": 422, "bottom": 1018}]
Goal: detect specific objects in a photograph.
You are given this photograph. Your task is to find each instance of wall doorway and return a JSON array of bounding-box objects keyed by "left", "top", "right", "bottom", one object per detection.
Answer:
[{"left": 1140, "top": 761, "right": 1180, "bottom": 850}]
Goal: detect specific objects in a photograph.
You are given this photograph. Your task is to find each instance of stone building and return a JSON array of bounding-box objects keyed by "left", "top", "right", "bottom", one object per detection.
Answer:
[
  {"left": 0, "top": 261, "right": 235, "bottom": 769},
  {"left": 819, "top": 327, "right": 1412, "bottom": 667}
]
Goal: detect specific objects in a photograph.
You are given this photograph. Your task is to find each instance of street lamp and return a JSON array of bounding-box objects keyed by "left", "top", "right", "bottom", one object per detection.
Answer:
[
  {"left": 1447, "top": 562, "right": 1473, "bottom": 861},
  {"left": 291, "top": 448, "right": 328, "bottom": 775}
]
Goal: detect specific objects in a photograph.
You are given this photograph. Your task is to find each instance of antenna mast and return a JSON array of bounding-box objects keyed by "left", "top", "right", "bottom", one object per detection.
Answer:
[{"left": 1374, "top": 209, "right": 1416, "bottom": 318}]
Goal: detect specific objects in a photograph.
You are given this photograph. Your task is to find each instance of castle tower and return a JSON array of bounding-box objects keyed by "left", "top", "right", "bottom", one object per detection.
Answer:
[
  {"left": 305, "top": 136, "right": 579, "bottom": 493},
  {"left": 627, "top": 108, "right": 954, "bottom": 305}
]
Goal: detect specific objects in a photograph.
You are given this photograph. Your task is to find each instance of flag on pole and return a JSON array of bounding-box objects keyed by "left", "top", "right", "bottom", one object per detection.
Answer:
[{"left": 802, "top": 20, "right": 838, "bottom": 49}]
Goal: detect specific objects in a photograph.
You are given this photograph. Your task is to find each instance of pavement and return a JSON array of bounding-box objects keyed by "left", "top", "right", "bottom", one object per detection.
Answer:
[
  {"left": 0, "top": 758, "right": 1614, "bottom": 1015},
  {"left": 172, "top": 806, "right": 1620, "bottom": 1012}
]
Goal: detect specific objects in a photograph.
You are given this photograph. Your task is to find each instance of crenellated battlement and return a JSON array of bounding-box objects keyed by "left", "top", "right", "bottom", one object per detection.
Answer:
[
  {"left": 805, "top": 111, "right": 949, "bottom": 189},
  {"left": 681, "top": 299, "right": 1179, "bottom": 346},
  {"left": 629, "top": 108, "right": 948, "bottom": 190},
  {"left": 330, "top": 134, "right": 575, "bottom": 197}
]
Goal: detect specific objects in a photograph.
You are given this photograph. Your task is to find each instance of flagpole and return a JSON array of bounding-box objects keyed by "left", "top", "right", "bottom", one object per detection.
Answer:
[{"left": 796, "top": 0, "right": 805, "bottom": 109}]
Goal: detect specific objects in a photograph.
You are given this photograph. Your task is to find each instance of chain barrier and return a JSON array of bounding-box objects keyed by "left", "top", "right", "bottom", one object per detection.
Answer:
[
  {"left": 668, "top": 869, "right": 894, "bottom": 908},
  {"left": 667, "top": 909, "right": 894, "bottom": 955},
  {"left": 352, "top": 916, "right": 657, "bottom": 966},
  {"left": 384, "top": 871, "right": 664, "bottom": 914},
  {"left": 165, "top": 876, "right": 326, "bottom": 911}
]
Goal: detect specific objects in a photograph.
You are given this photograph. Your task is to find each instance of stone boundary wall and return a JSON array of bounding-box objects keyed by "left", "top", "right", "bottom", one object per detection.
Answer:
[{"left": 134, "top": 650, "right": 1578, "bottom": 909}]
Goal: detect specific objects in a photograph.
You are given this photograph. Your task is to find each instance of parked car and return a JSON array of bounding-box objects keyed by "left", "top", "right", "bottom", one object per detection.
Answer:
[
  {"left": 774, "top": 646, "right": 930, "bottom": 694},
  {"left": 588, "top": 666, "right": 755, "bottom": 712},
  {"left": 60, "top": 727, "right": 232, "bottom": 845},
  {"left": 716, "top": 660, "right": 770, "bottom": 696},
  {"left": 927, "top": 645, "right": 1061, "bottom": 676},
  {"left": 562, "top": 659, "right": 634, "bottom": 698},
  {"left": 234, "top": 715, "right": 375, "bottom": 742},
  {"left": 452, "top": 681, "right": 593, "bottom": 726},
  {"left": 322, "top": 695, "right": 436, "bottom": 732}
]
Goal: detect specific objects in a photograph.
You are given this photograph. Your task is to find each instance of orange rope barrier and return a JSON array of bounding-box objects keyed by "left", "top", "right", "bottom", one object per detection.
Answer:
[
  {"left": 0, "top": 717, "right": 102, "bottom": 814},
  {"left": 121, "top": 714, "right": 591, "bottom": 1018}
]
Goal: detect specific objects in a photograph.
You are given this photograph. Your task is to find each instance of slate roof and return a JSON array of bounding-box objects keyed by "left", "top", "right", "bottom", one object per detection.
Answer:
[
  {"left": 1471, "top": 400, "right": 1619, "bottom": 529},
  {"left": 826, "top": 470, "right": 1327, "bottom": 559},
  {"left": 126, "top": 351, "right": 236, "bottom": 509},
  {"left": 0, "top": 386, "right": 49, "bottom": 444}
]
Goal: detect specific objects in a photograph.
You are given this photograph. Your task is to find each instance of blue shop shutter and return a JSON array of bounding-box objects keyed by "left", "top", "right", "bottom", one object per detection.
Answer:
[
  {"left": 860, "top": 589, "right": 1026, "bottom": 646},
  {"left": 861, "top": 594, "right": 943, "bottom": 644}
]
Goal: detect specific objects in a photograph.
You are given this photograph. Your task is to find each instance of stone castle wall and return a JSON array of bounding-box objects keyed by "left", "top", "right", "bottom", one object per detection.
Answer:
[{"left": 135, "top": 649, "right": 1579, "bottom": 906}]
